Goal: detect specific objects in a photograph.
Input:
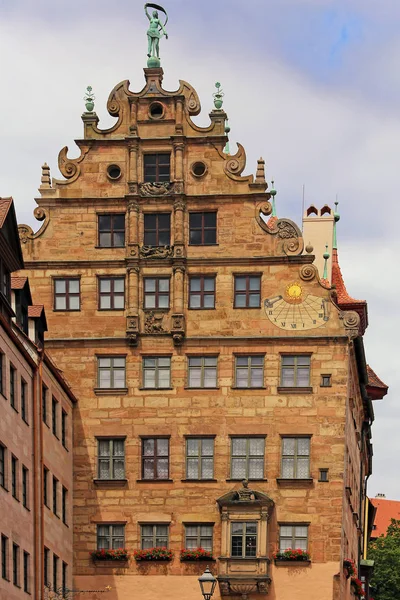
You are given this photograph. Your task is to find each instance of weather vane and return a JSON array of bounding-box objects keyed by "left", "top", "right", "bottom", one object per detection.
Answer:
[{"left": 144, "top": 3, "right": 169, "bottom": 68}]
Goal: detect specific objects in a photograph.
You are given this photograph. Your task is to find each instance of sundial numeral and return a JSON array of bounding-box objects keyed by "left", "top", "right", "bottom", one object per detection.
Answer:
[
  {"left": 291, "top": 323, "right": 297, "bottom": 329},
  {"left": 268, "top": 310, "right": 273, "bottom": 315},
  {"left": 281, "top": 322, "right": 286, "bottom": 327},
  {"left": 318, "top": 313, "right": 323, "bottom": 318}
]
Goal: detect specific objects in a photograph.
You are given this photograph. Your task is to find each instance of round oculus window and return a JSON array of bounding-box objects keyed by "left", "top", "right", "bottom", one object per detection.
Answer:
[
  {"left": 107, "top": 164, "right": 122, "bottom": 180},
  {"left": 149, "top": 102, "right": 165, "bottom": 119},
  {"left": 191, "top": 161, "right": 207, "bottom": 177}
]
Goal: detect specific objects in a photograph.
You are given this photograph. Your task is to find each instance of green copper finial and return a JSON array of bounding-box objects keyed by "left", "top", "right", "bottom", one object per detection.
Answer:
[
  {"left": 270, "top": 180, "right": 277, "bottom": 216},
  {"left": 84, "top": 86, "right": 95, "bottom": 112},
  {"left": 144, "top": 3, "right": 168, "bottom": 68},
  {"left": 224, "top": 118, "right": 230, "bottom": 154},
  {"left": 323, "top": 243, "right": 330, "bottom": 280},
  {"left": 333, "top": 200, "right": 340, "bottom": 249},
  {"left": 213, "top": 82, "right": 224, "bottom": 110}
]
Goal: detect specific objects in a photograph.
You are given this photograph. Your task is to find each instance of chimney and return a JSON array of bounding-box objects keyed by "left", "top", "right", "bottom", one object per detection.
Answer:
[
  {"left": 375, "top": 493, "right": 386, "bottom": 498},
  {"left": 302, "top": 205, "right": 334, "bottom": 281}
]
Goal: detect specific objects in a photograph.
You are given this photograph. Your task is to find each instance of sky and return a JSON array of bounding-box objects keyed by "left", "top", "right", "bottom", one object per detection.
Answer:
[{"left": 0, "top": 0, "right": 398, "bottom": 499}]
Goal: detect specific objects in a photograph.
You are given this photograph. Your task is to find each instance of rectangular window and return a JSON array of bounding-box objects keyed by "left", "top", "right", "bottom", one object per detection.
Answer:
[
  {"left": 98, "top": 277, "right": 125, "bottom": 310},
  {"left": 42, "top": 384, "right": 48, "bottom": 424},
  {"left": 189, "top": 276, "right": 215, "bottom": 309},
  {"left": 53, "top": 476, "right": 58, "bottom": 515},
  {"left": 97, "top": 356, "right": 126, "bottom": 389},
  {"left": 144, "top": 213, "right": 171, "bottom": 246},
  {"left": 97, "top": 524, "right": 125, "bottom": 550},
  {"left": 0, "top": 353, "right": 3, "bottom": 395},
  {"left": 53, "top": 554, "right": 58, "bottom": 590},
  {"left": 141, "top": 438, "right": 169, "bottom": 480},
  {"left": 22, "top": 466, "right": 28, "bottom": 508},
  {"left": 234, "top": 275, "right": 261, "bottom": 308},
  {"left": 231, "top": 522, "right": 257, "bottom": 558},
  {"left": 186, "top": 438, "right": 214, "bottom": 480},
  {"left": 62, "top": 562, "right": 67, "bottom": 595},
  {"left": 61, "top": 410, "right": 67, "bottom": 448},
  {"left": 11, "top": 455, "right": 18, "bottom": 499},
  {"left": 0, "top": 444, "right": 5, "bottom": 489},
  {"left": 98, "top": 214, "right": 125, "bottom": 248},
  {"left": 281, "top": 355, "right": 311, "bottom": 387},
  {"left": 231, "top": 437, "right": 265, "bottom": 480},
  {"left": 12, "top": 543, "right": 19, "bottom": 586},
  {"left": 189, "top": 212, "right": 217, "bottom": 246},
  {"left": 21, "top": 380, "right": 27, "bottom": 423},
  {"left": 184, "top": 525, "right": 213, "bottom": 551},
  {"left": 140, "top": 524, "right": 169, "bottom": 549},
  {"left": 235, "top": 356, "right": 264, "bottom": 388},
  {"left": 143, "top": 277, "right": 170, "bottom": 309},
  {"left": 54, "top": 278, "right": 80, "bottom": 311},
  {"left": 1, "top": 535, "right": 8, "bottom": 580},
  {"left": 10, "top": 365, "right": 16, "bottom": 410},
  {"left": 279, "top": 525, "right": 309, "bottom": 551},
  {"left": 281, "top": 437, "right": 310, "bottom": 479},
  {"left": 44, "top": 547, "right": 49, "bottom": 587},
  {"left": 188, "top": 357, "right": 217, "bottom": 388},
  {"left": 143, "top": 357, "right": 171, "bottom": 389},
  {"left": 143, "top": 153, "right": 171, "bottom": 183},
  {"left": 98, "top": 438, "right": 125, "bottom": 480},
  {"left": 43, "top": 466, "right": 49, "bottom": 507},
  {"left": 62, "top": 486, "right": 68, "bottom": 524},
  {"left": 52, "top": 397, "right": 58, "bottom": 437},
  {"left": 23, "top": 551, "right": 29, "bottom": 593}
]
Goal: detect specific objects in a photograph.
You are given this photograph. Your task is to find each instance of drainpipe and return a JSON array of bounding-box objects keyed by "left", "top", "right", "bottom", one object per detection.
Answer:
[{"left": 33, "top": 350, "right": 44, "bottom": 599}]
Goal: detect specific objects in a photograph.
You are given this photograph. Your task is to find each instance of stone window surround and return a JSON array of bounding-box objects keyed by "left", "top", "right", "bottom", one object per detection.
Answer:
[
  {"left": 233, "top": 274, "right": 262, "bottom": 309},
  {"left": 219, "top": 508, "right": 270, "bottom": 560},
  {"left": 52, "top": 276, "right": 81, "bottom": 312},
  {"left": 188, "top": 274, "right": 216, "bottom": 310},
  {"left": 233, "top": 354, "right": 265, "bottom": 389},
  {"left": 97, "top": 276, "right": 125, "bottom": 311}
]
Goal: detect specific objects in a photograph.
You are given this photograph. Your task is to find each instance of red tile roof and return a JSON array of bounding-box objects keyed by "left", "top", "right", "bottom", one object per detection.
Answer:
[
  {"left": 11, "top": 276, "right": 27, "bottom": 290},
  {"left": 367, "top": 365, "right": 388, "bottom": 400},
  {"left": 331, "top": 249, "right": 364, "bottom": 304},
  {"left": 0, "top": 197, "right": 12, "bottom": 228},
  {"left": 370, "top": 498, "right": 400, "bottom": 538},
  {"left": 28, "top": 305, "right": 44, "bottom": 318}
]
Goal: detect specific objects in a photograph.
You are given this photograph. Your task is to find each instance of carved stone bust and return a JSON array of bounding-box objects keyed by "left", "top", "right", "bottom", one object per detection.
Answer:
[{"left": 237, "top": 479, "right": 255, "bottom": 502}]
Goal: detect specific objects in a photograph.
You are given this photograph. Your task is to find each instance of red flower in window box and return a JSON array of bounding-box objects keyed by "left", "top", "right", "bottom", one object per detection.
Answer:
[
  {"left": 273, "top": 548, "right": 310, "bottom": 561},
  {"left": 343, "top": 558, "right": 356, "bottom": 578},
  {"left": 180, "top": 548, "right": 214, "bottom": 561},
  {"left": 350, "top": 577, "right": 365, "bottom": 598},
  {"left": 90, "top": 548, "right": 129, "bottom": 561},
  {"left": 133, "top": 547, "right": 174, "bottom": 561}
]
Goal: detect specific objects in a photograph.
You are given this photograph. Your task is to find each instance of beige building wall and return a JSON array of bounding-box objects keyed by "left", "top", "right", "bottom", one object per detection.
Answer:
[{"left": 302, "top": 206, "right": 334, "bottom": 280}]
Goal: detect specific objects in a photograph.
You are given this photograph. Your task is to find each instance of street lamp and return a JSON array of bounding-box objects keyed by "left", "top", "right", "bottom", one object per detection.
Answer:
[{"left": 198, "top": 566, "right": 217, "bottom": 600}]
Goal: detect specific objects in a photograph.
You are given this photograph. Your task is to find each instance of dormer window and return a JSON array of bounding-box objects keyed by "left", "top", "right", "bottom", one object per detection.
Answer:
[{"left": 144, "top": 153, "right": 170, "bottom": 183}]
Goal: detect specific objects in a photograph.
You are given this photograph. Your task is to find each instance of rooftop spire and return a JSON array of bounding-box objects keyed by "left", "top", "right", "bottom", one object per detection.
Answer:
[
  {"left": 84, "top": 86, "right": 95, "bottom": 113},
  {"left": 333, "top": 201, "right": 340, "bottom": 250},
  {"left": 270, "top": 180, "right": 277, "bottom": 217},
  {"left": 322, "top": 244, "right": 330, "bottom": 281}
]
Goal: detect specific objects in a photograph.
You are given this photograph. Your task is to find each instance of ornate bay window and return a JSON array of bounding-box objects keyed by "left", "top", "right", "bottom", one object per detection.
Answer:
[{"left": 217, "top": 481, "right": 274, "bottom": 596}]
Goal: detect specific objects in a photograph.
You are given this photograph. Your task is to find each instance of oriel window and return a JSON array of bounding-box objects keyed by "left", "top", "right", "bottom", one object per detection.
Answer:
[
  {"left": 98, "top": 277, "right": 125, "bottom": 310},
  {"left": 189, "top": 212, "right": 217, "bottom": 245},
  {"left": 144, "top": 213, "right": 171, "bottom": 246},
  {"left": 281, "top": 355, "right": 311, "bottom": 387},
  {"left": 142, "top": 437, "right": 169, "bottom": 480},
  {"left": 98, "top": 214, "right": 125, "bottom": 248},
  {"left": 189, "top": 276, "right": 215, "bottom": 309},
  {"left": 234, "top": 275, "right": 261, "bottom": 308},
  {"left": 186, "top": 438, "right": 214, "bottom": 480},
  {"left": 54, "top": 278, "right": 80, "bottom": 311},
  {"left": 231, "top": 522, "right": 257, "bottom": 558},
  {"left": 144, "top": 278, "right": 170, "bottom": 309},
  {"left": 143, "top": 153, "right": 171, "bottom": 183},
  {"left": 98, "top": 438, "right": 125, "bottom": 480}
]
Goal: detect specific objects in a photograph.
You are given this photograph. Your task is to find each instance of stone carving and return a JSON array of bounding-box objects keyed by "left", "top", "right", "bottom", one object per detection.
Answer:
[
  {"left": 140, "top": 245, "right": 174, "bottom": 259},
  {"left": 174, "top": 198, "right": 186, "bottom": 212},
  {"left": 127, "top": 315, "right": 139, "bottom": 332},
  {"left": 237, "top": 480, "right": 255, "bottom": 502},
  {"left": 144, "top": 311, "right": 165, "bottom": 333},
  {"left": 128, "top": 199, "right": 140, "bottom": 213},
  {"left": 139, "top": 181, "right": 171, "bottom": 196},
  {"left": 224, "top": 143, "right": 246, "bottom": 179},
  {"left": 18, "top": 207, "right": 50, "bottom": 244},
  {"left": 341, "top": 310, "right": 360, "bottom": 338},
  {"left": 219, "top": 581, "right": 230, "bottom": 596},
  {"left": 255, "top": 202, "right": 304, "bottom": 256},
  {"left": 299, "top": 264, "right": 317, "bottom": 282},
  {"left": 172, "top": 332, "right": 184, "bottom": 345},
  {"left": 171, "top": 313, "right": 185, "bottom": 345},
  {"left": 174, "top": 245, "right": 185, "bottom": 258},
  {"left": 57, "top": 145, "right": 90, "bottom": 182},
  {"left": 171, "top": 314, "right": 184, "bottom": 330},
  {"left": 229, "top": 582, "right": 257, "bottom": 598},
  {"left": 128, "top": 182, "right": 139, "bottom": 194},
  {"left": 257, "top": 581, "right": 270, "bottom": 594}
]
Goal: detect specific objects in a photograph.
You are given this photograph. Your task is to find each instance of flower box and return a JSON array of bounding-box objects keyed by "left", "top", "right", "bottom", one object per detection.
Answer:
[
  {"left": 350, "top": 577, "right": 365, "bottom": 598},
  {"left": 134, "top": 547, "right": 174, "bottom": 561},
  {"left": 180, "top": 548, "right": 214, "bottom": 561},
  {"left": 343, "top": 558, "right": 356, "bottom": 578},
  {"left": 90, "top": 548, "right": 129, "bottom": 562},
  {"left": 273, "top": 548, "right": 310, "bottom": 562}
]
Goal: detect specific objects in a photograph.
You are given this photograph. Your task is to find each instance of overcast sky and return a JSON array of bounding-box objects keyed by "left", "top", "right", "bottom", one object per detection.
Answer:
[{"left": 0, "top": 0, "right": 398, "bottom": 499}]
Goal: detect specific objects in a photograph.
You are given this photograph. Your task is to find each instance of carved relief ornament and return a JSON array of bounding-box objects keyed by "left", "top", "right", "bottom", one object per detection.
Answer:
[
  {"left": 18, "top": 207, "right": 50, "bottom": 244},
  {"left": 140, "top": 245, "right": 174, "bottom": 259}
]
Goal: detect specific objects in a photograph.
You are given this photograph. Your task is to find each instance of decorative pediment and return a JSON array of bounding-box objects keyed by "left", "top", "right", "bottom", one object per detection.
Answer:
[{"left": 217, "top": 480, "right": 274, "bottom": 510}]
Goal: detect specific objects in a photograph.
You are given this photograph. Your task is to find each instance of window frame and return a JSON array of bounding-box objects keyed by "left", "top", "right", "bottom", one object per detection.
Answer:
[
  {"left": 189, "top": 211, "right": 217, "bottom": 246},
  {"left": 52, "top": 476, "right": 58, "bottom": 516},
  {"left": 143, "top": 277, "right": 170, "bottom": 310},
  {"left": 187, "top": 356, "right": 218, "bottom": 389},
  {"left": 188, "top": 275, "right": 216, "bottom": 310},
  {"left": 97, "top": 356, "right": 126, "bottom": 390},
  {"left": 279, "top": 524, "right": 309, "bottom": 552},
  {"left": 185, "top": 437, "right": 215, "bottom": 480},
  {"left": 281, "top": 437, "right": 311, "bottom": 479},
  {"left": 52, "top": 396, "right": 58, "bottom": 437},
  {"left": 140, "top": 523, "right": 169, "bottom": 549},
  {"left": 142, "top": 356, "right": 171, "bottom": 389},
  {"left": 53, "top": 278, "right": 81, "bottom": 312},
  {"left": 61, "top": 409, "right": 67, "bottom": 448},
  {"left": 12, "top": 543, "right": 19, "bottom": 587},
  {"left": 10, "top": 364, "right": 16, "bottom": 410},
  {"left": 23, "top": 551, "right": 29, "bottom": 593},
  {"left": 1, "top": 534, "right": 8, "bottom": 581},
  {"left": 141, "top": 437, "right": 170, "bottom": 481},
  {"left": 143, "top": 153, "right": 171, "bottom": 184},
  {"left": 11, "top": 455, "right": 18, "bottom": 499},
  {"left": 42, "top": 384, "right": 48, "bottom": 425},
  {"left": 43, "top": 466, "right": 49, "bottom": 507},
  {"left": 230, "top": 436, "right": 266, "bottom": 481},
  {"left": 22, "top": 465, "right": 29, "bottom": 508},
  {"left": 98, "top": 213, "right": 126, "bottom": 248},
  {"left": 62, "top": 486, "right": 68, "bottom": 525},
  {"left": 62, "top": 562, "right": 67, "bottom": 596},
  {"left": 21, "top": 379, "right": 28, "bottom": 423},
  {"left": 280, "top": 355, "right": 311, "bottom": 388},
  {"left": 97, "top": 438, "right": 126, "bottom": 481},
  {"left": 143, "top": 212, "right": 171, "bottom": 246},
  {"left": 96, "top": 524, "right": 125, "bottom": 550},
  {"left": 230, "top": 521, "right": 258, "bottom": 558},
  {"left": 44, "top": 547, "right": 50, "bottom": 587},
  {"left": 233, "top": 275, "right": 261, "bottom": 309},
  {"left": 184, "top": 524, "right": 213, "bottom": 551},
  {"left": 0, "top": 444, "right": 6, "bottom": 489},
  {"left": 234, "top": 355, "right": 264, "bottom": 388},
  {"left": 0, "top": 353, "right": 4, "bottom": 396},
  {"left": 53, "top": 554, "right": 59, "bottom": 591},
  {"left": 98, "top": 276, "right": 125, "bottom": 311}
]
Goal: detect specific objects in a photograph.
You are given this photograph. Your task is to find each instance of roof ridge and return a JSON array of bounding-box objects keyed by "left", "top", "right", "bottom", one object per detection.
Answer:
[{"left": 331, "top": 248, "right": 365, "bottom": 305}]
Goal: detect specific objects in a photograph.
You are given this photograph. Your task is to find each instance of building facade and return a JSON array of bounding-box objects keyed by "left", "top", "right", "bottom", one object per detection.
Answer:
[
  {"left": 0, "top": 198, "right": 76, "bottom": 600},
  {"left": 17, "top": 64, "right": 386, "bottom": 600}
]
